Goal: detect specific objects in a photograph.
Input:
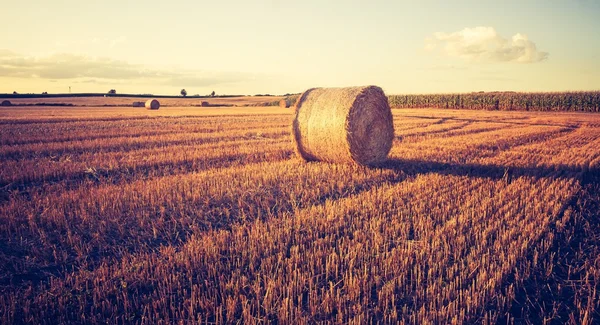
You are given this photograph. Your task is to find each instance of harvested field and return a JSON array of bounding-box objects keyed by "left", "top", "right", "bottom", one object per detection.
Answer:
[
  {"left": 3, "top": 95, "right": 286, "bottom": 107},
  {"left": 0, "top": 105, "right": 599, "bottom": 324}
]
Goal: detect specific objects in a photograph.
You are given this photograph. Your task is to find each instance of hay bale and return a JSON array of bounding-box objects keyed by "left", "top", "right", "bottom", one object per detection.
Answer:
[
  {"left": 145, "top": 99, "right": 160, "bottom": 110},
  {"left": 132, "top": 101, "right": 145, "bottom": 107},
  {"left": 279, "top": 96, "right": 299, "bottom": 108},
  {"left": 1, "top": 100, "right": 11, "bottom": 106},
  {"left": 292, "top": 86, "right": 394, "bottom": 165},
  {"left": 201, "top": 101, "right": 210, "bottom": 107}
]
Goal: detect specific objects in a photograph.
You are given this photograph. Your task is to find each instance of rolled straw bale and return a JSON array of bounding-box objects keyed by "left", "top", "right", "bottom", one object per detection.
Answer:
[
  {"left": 292, "top": 86, "right": 394, "bottom": 165},
  {"left": 286, "top": 94, "right": 299, "bottom": 107},
  {"left": 145, "top": 99, "right": 160, "bottom": 110},
  {"left": 132, "top": 101, "right": 145, "bottom": 107},
  {"left": 280, "top": 96, "right": 298, "bottom": 108},
  {"left": 201, "top": 101, "right": 210, "bottom": 107},
  {"left": 1, "top": 100, "right": 11, "bottom": 106}
]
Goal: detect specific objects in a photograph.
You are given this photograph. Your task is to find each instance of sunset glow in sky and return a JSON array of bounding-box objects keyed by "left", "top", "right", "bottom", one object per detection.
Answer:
[{"left": 1, "top": 0, "right": 599, "bottom": 95}]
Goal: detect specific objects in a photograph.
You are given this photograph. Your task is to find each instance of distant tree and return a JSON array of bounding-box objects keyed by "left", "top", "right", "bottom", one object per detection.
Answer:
[
  {"left": 42, "top": 91, "right": 48, "bottom": 95},
  {"left": 181, "top": 89, "right": 187, "bottom": 97},
  {"left": 107, "top": 89, "right": 116, "bottom": 95},
  {"left": 13, "top": 91, "right": 18, "bottom": 95},
  {"left": 210, "top": 91, "right": 215, "bottom": 97}
]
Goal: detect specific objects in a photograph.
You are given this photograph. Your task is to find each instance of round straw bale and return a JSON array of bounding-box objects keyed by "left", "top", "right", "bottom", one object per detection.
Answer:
[
  {"left": 201, "top": 101, "right": 210, "bottom": 107},
  {"left": 279, "top": 99, "right": 288, "bottom": 108},
  {"left": 145, "top": 99, "right": 160, "bottom": 110},
  {"left": 292, "top": 86, "right": 394, "bottom": 165},
  {"left": 1, "top": 100, "right": 11, "bottom": 106}
]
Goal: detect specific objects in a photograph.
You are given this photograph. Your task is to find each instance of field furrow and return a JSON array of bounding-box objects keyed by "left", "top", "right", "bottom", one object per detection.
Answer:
[
  {"left": 0, "top": 136, "right": 292, "bottom": 192},
  {"left": 0, "top": 126, "right": 289, "bottom": 160},
  {"left": 0, "top": 160, "right": 410, "bottom": 289},
  {"left": 1, "top": 107, "right": 599, "bottom": 324}
]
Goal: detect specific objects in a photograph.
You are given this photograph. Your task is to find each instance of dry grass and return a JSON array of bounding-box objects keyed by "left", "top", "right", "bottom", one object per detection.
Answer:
[
  {"left": 0, "top": 106, "right": 290, "bottom": 121},
  {"left": 0, "top": 105, "right": 599, "bottom": 324}
]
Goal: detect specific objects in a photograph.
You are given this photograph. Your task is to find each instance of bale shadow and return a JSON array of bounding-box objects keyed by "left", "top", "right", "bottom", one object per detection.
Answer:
[
  {"left": 378, "top": 156, "right": 600, "bottom": 323},
  {"left": 378, "top": 157, "right": 595, "bottom": 181},
  {"left": 400, "top": 115, "right": 579, "bottom": 129}
]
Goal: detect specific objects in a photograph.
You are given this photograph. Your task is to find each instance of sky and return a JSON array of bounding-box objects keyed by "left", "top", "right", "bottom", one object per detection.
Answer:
[{"left": 1, "top": 0, "right": 599, "bottom": 95}]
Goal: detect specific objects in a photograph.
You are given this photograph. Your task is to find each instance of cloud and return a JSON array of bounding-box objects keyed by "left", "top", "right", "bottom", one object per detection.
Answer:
[
  {"left": 423, "top": 64, "right": 469, "bottom": 71},
  {"left": 426, "top": 27, "right": 548, "bottom": 63},
  {"left": 109, "top": 36, "right": 127, "bottom": 49},
  {"left": 0, "top": 50, "right": 249, "bottom": 87},
  {"left": 56, "top": 37, "right": 128, "bottom": 50}
]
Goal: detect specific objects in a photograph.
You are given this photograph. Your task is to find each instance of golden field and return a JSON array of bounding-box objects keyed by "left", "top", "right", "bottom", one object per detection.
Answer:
[
  {"left": 0, "top": 104, "right": 599, "bottom": 324},
  {"left": 3, "top": 95, "right": 286, "bottom": 108}
]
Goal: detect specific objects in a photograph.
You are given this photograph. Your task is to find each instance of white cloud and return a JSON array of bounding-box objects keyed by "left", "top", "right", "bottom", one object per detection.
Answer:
[
  {"left": 54, "top": 37, "right": 127, "bottom": 50},
  {"left": 109, "top": 36, "right": 127, "bottom": 49},
  {"left": 0, "top": 50, "right": 250, "bottom": 87},
  {"left": 426, "top": 26, "right": 548, "bottom": 63}
]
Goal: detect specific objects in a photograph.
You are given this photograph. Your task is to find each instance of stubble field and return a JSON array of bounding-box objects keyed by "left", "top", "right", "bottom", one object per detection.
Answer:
[{"left": 1, "top": 104, "right": 599, "bottom": 324}]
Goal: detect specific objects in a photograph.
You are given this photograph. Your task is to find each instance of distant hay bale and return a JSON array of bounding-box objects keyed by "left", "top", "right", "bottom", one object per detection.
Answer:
[
  {"left": 279, "top": 95, "right": 299, "bottom": 108},
  {"left": 132, "top": 101, "right": 145, "bottom": 107},
  {"left": 1, "top": 100, "right": 11, "bottom": 106},
  {"left": 201, "top": 101, "right": 210, "bottom": 107},
  {"left": 145, "top": 99, "right": 160, "bottom": 110},
  {"left": 292, "top": 86, "right": 394, "bottom": 166}
]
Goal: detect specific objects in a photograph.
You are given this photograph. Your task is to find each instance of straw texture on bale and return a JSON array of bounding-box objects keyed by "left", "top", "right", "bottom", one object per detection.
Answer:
[
  {"left": 132, "top": 101, "right": 145, "bottom": 107},
  {"left": 279, "top": 99, "right": 289, "bottom": 108},
  {"left": 1, "top": 100, "right": 11, "bottom": 106},
  {"left": 145, "top": 99, "right": 160, "bottom": 110},
  {"left": 292, "top": 86, "right": 394, "bottom": 165}
]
